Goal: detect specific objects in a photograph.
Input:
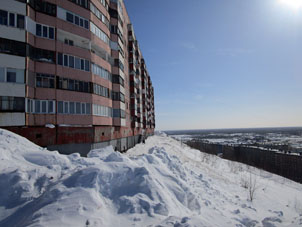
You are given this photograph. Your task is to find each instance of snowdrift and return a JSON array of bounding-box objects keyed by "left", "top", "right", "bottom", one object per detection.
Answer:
[{"left": 0, "top": 129, "right": 302, "bottom": 227}]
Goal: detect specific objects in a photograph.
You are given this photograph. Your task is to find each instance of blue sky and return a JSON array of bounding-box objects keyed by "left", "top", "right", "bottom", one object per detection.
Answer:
[{"left": 124, "top": 0, "right": 302, "bottom": 130}]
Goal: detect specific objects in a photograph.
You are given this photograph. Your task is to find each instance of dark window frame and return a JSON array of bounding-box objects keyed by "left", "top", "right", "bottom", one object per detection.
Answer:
[
  {"left": 9, "top": 13, "right": 15, "bottom": 27},
  {"left": 16, "top": 14, "right": 25, "bottom": 29},
  {"left": 0, "top": 10, "right": 8, "bottom": 26},
  {"left": 0, "top": 96, "right": 25, "bottom": 112}
]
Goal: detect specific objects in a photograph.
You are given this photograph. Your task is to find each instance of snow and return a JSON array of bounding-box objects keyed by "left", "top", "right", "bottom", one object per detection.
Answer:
[
  {"left": 45, "top": 124, "right": 55, "bottom": 129},
  {"left": 0, "top": 129, "right": 302, "bottom": 227}
]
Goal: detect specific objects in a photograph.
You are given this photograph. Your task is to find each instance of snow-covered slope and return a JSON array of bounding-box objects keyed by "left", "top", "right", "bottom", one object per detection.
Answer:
[{"left": 0, "top": 129, "right": 301, "bottom": 227}]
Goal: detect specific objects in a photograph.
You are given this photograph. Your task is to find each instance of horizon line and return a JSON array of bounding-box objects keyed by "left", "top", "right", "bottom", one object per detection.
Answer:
[{"left": 161, "top": 126, "right": 302, "bottom": 132}]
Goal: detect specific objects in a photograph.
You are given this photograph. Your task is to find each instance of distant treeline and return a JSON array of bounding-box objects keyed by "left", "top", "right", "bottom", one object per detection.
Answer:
[
  {"left": 166, "top": 126, "right": 302, "bottom": 136},
  {"left": 186, "top": 140, "right": 302, "bottom": 184}
]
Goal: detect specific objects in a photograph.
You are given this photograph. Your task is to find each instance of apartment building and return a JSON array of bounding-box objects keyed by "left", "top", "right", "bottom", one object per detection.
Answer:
[{"left": 0, "top": 0, "right": 155, "bottom": 155}]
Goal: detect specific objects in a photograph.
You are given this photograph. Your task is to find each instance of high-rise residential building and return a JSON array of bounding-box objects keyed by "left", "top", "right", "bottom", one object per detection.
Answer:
[{"left": 0, "top": 0, "right": 155, "bottom": 155}]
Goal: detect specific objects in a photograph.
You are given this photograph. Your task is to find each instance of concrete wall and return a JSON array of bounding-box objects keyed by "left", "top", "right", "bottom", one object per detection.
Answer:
[
  {"left": 0, "top": 26, "right": 25, "bottom": 42},
  {"left": 1, "top": 0, "right": 26, "bottom": 15},
  {"left": 4, "top": 125, "right": 154, "bottom": 155},
  {"left": 0, "top": 113, "right": 25, "bottom": 126},
  {"left": 48, "top": 134, "right": 150, "bottom": 156},
  {"left": 0, "top": 83, "right": 25, "bottom": 97},
  {"left": 0, "top": 54, "right": 25, "bottom": 69}
]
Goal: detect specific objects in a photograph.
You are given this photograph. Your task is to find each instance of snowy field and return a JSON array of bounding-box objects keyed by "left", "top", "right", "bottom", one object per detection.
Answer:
[
  {"left": 169, "top": 131, "right": 302, "bottom": 152},
  {"left": 0, "top": 129, "right": 302, "bottom": 227}
]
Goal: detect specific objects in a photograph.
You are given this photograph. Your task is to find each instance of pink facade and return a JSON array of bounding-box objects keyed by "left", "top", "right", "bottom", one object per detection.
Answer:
[{"left": 0, "top": 0, "right": 155, "bottom": 153}]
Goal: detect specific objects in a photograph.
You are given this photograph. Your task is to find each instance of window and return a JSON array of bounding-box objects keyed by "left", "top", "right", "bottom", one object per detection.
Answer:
[
  {"left": 68, "top": 0, "right": 89, "bottom": 9},
  {"left": 68, "top": 79, "right": 74, "bottom": 90},
  {"left": 93, "top": 104, "right": 112, "bottom": 117},
  {"left": 83, "top": 81, "right": 89, "bottom": 92},
  {"left": 112, "top": 92, "right": 125, "bottom": 103},
  {"left": 16, "top": 14, "right": 24, "bottom": 29},
  {"left": 114, "top": 59, "right": 124, "bottom": 72},
  {"left": 0, "top": 10, "right": 8, "bottom": 26},
  {"left": 36, "top": 23, "right": 55, "bottom": 39},
  {"left": 57, "top": 76, "right": 91, "bottom": 93},
  {"left": 29, "top": 0, "right": 57, "bottom": 17},
  {"left": 75, "top": 16, "right": 79, "bottom": 25},
  {"left": 112, "top": 92, "right": 118, "bottom": 101},
  {"left": 120, "top": 93, "right": 125, "bottom": 103},
  {"left": 75, "top": 57, "right": 81, "bottom": 70},
  {"left": 98, "top": 0, "right": 108, "bottom": 10},
  {"left": 58, "top": 101, "right": 63, "bottom": 113},
  {"left": 92, "top": 63, "right": 111, "bottom": 81},
  {"left": 76, "top": 102, "right": 81, "bottom": 114},
  {"left": 112, "top": 74, "right": 124, "bottom": 87},
  {"left": 7, "top": 71, "right": 16, "bottom": 83},
  {"left": 64, "top": 54, "right": 68, "bottom": 66},
  {"left": 117, "top": 27, "right": 124, "bottom": 42},
  {"left": 81, "top": 103, "right": 86, "bottom": 114},
  {"left": 69, "top": 56, "right": 74, "bottom": 68},
  {"left": 0, "top": 68, "right": 24, "bottom": 83},
  {"left": 90, "top": 22, "right": 109, "bottom": 44},
  {"left": 43, "top": 25, "right": 48, "bottom": 38},
  {"left": 75, "top": 80, "right": 79, "bottom": 91},
  {"left": 57, "top": 53, "right": 63, "bottom": 65},
  {"left": 65, "top": 11, "right": 88, "bottom": 29},
  {"left": 113, "top": 109, "right": 119, "bottom": 118},
  {"left": 36, "top": 24, "right": 42, "bottom": 36},
  {"left": 93, "top": 84, "right": 110, "bottom": 98},
  {"left": 64, "top": 101, "right": 69, "bottom": 114},
  {"left": 121, "top": 109, "right": 125, "bottom": 118},
  {"left": 84, "top": 20, "right": 89, "bottom": 29},
  {"left": 36, "top": 73, "right": 55, "bottom": 88},
  {"left": 118, "top": 44, "right": 124, "bottom": 58},
  {"left": 90, "top": 3, "right": 110, "bottom": 28},
  {"left": 86, "top": 103, "right": 91, "bottom": 114},
  {"left": 9, "top": 13, "right": 15, "bottom": 27},
  {"left": 0, "top": 38, "right": 26, "bottom": 57},
  {"left": 0, "top": 96, "right": 25, "bottom": 112},
  {"left": 62, "top": 78, "right": 68, "bottom": 89},
  {"left": 35, "top": 100, "right": 41, "bottom": 113},
  {"left": 85, "top": 60, "right": 90, "bottom": 72},
  {"left": 70, "top": 102, "right": 75, "bottom": 114},
  {"left": 48, "top": 101, "right": 54, "bottom": 113},
  {"left": 66, "top": 12, "right": 74, "bottom": 23},
  {"left": 109, "top": 8, "right": 118, "bottom": 19},
  {"left": 0, "top": 68, "right": 4, "bottom": 82},
  {"left": 79, "top": 81, "right": 83, "bottom": 92},
  {"left": 64, "top": 39, "right": 74, "bottom": 46},
  {"left": 29, "top": 46, "right": 56, "bottom": 63},
  {"left": 81, "top": 59, "right": 85, "bottom": 70},
  {"left": 42, "top": 101, "right": 47, "bottom": 113},
  {"left": 80, "top": 0, "right": 88, "bottom": 8},
  {"left": 49, "top": 27, "right": 54, "bottom": 39},
  {"left": 0, "top": 10, "right": 25, "bottom": 29},
  {"left": 58, "top": 53, "right": 89, "bottom": 72},
  {"left": 57, "top": 101, "right": 91, "bottom": 115},
  {"left": 27, "top": 99, "right": 55, "bottom": 114}
]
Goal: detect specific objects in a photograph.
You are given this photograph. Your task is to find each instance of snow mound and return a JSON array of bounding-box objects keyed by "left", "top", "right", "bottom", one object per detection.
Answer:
[
  {"left": 155, "top": 131, "right": 167, "bottom": 137},
  {"left": 0, "top": 129, "right": 302, "bottom": 227}
]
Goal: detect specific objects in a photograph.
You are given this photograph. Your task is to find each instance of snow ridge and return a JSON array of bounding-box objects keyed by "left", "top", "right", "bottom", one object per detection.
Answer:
[{"left": 0, "top": 129, "right": 302, "bottom": 227}]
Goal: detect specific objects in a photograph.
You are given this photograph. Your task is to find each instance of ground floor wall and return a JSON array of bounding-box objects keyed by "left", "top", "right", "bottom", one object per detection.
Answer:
[
  {"left": 48, "top": 134, "right": 146, "bottom": 156},
  {"left": 3, "top": 126, "right": 154, "bottom": 156}
]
